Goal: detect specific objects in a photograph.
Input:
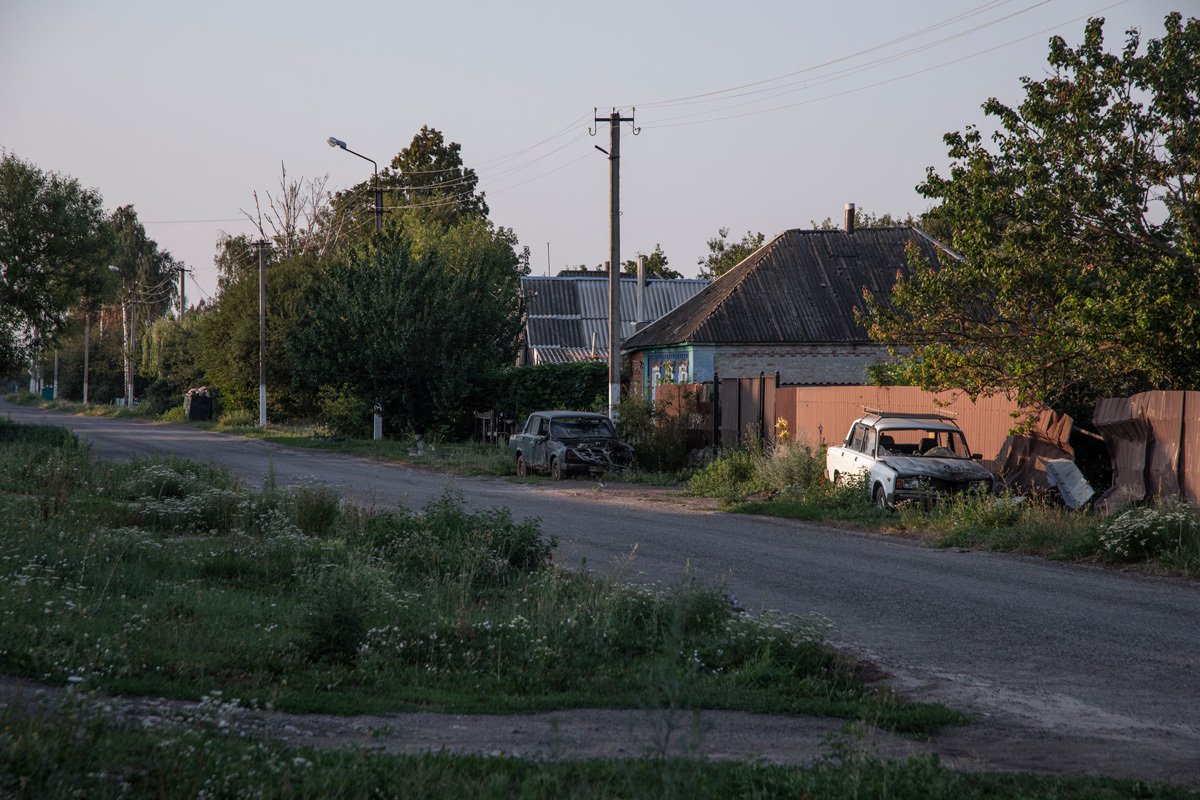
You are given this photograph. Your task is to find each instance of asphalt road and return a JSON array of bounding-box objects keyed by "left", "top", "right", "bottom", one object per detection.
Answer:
[{"left": 4, "top": 400, "right": 1199, "bottom": 781}]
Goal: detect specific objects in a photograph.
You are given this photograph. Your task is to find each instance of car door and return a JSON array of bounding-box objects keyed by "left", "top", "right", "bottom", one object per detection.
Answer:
[{"left": 530, "top": 415, "right": 551, "bottom": 470}]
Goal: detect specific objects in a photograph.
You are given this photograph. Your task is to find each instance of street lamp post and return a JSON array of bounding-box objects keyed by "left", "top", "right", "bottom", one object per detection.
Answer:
[
  {"left": 327, "top": 136, "right": 382, "bottom": 233},
  {"left": 328, "top": 136, "right": 384, "bottom": 441}
]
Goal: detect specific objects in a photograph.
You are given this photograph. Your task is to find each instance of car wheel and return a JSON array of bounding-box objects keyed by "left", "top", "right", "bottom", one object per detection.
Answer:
[
  {"left": 873, "top": 483, "right": 891, "bottom": 510},
  {"left": 832, "top": 471, "right": 842, "bottom": 487},
  {"left": 516, "top": 454, "right": 528, "bottom": 478},
  {"left": 550, "top": 456, "right": 563, "bottom": 481}
]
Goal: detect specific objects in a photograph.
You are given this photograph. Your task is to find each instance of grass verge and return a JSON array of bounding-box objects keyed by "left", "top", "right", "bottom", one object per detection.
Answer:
[
  {"left": 0, "top": 417, "right": 956, "bottom": 734},
  {"left": 2, "top": 701, "right": 1193, "bottom": 799}
]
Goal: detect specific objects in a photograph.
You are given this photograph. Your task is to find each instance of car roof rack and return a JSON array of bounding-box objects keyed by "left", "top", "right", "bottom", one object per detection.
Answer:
[{"left": 862, "top": 406, "right": 957, "bottom": 421}]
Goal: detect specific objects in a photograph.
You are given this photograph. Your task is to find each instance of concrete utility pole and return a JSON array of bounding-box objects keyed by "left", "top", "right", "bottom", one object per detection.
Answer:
[
  {"left": 592, "top": 108, "right": 638, "bottom": 421},
  {"left": 82, "top": 311, "right": 90, "bottom": 404},
  {"left": 179, "top": 267, "right": 187, "bottom": 319},
  {"left": 257, "top": 239, "right": 268, "bottom": 427}
]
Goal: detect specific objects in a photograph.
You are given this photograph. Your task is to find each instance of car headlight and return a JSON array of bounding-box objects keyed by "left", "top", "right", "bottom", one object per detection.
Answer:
[{"left": 894, "top": 475, "right": 929, "bottom": 490}]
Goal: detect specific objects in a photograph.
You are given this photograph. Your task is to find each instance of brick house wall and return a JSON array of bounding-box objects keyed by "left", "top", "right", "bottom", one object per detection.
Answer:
[{"left": 713, "top": 343, "right": 891, "bottom": 385}]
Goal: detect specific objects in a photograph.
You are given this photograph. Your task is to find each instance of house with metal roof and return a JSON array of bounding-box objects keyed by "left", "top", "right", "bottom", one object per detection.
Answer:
[
  {"left": 621, "top": 212, "right": 949, "bottom": 396},
  {"left": 518, "top": 271, "right": 708, "bottom": 365}
]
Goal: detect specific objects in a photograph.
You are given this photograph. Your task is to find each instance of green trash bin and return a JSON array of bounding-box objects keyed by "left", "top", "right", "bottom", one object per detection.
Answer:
[
  {"left": 184, "top": 392, "right": 213, "bottom": 421},
  {"left": 40, "top": 386, "right": 54, "bottom": 401}
]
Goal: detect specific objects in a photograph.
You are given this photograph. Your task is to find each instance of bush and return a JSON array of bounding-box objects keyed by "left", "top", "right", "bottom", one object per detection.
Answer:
[
  {"left": 292, "top": 484, "right": 341, "bottom": 537},
  {"left": 317, "top": 385, "right": 371, "bottom": 438},
  {"left": 753, "top": 441, "right": 826, "bottom": 499},
  {"left": 688, "top": 446, "right": 766, "bottom": 501},
  {"left": 1097, "top": 502, "right": 1200, "bottom": 563},
  {"left": 299, "top": 562, "right": 381, "bottom": 663},
  {"left": 616, "top": 395, "right": 693, "bottom": 473}
]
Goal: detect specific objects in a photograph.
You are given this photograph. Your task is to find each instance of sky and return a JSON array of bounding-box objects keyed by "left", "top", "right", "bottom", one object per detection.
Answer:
[{"left": 1, "top": 0, "right": 1186, "bottom": 305}]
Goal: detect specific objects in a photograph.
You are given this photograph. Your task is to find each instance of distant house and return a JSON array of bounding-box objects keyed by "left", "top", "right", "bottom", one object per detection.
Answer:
[
  {"left": 518, "top": 270, "right": 708, "bottom": 366},
  {"left": 621, "top": 213, "right": 949, "bottom": 396}
]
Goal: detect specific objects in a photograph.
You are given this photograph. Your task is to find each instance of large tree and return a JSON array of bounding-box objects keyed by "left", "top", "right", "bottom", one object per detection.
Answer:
[
  {"left": 697, "top": 228, "right": 765, "bottom": 280},
  {"left": 864, "top": 13, "right": 1200, "bottom": 410},
  {"left": 0, "top": 152, "right": 113, "bottom": 370},
  {"left": 286, "top": 219, "right": 524, "bottom": 437},
  {"left": 385, "top": 126, "right": 488, "bottom": 227}
]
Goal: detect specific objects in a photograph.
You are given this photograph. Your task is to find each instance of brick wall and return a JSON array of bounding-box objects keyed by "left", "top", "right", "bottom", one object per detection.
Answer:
[{"left": 713, "top": 344, "right": 890, "bottom": 385}]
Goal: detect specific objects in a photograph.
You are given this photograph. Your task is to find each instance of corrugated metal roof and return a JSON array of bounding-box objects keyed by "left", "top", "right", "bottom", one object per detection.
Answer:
[
  {"left": 530, "top": 346, "right": 605, "bottom": 365},
  {"left": 623, "top": 227, "right": 946, "bottom": 350},
  {"left": 520, "top": 275, "right": 708, "bottom": 354}
]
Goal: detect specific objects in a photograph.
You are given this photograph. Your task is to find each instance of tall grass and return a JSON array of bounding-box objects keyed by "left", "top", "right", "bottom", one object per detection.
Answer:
[
  {"left": 4, "top": 705, "right": 1188, "bottom": 800},
  {"left": 0, "top": 419, "right": 953, "bottom": 732}
]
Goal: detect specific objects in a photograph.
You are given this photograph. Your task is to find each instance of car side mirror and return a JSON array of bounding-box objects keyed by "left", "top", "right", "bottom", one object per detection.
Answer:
[{"left": 971, "top": 453, "right": 982, "bottom": 460}]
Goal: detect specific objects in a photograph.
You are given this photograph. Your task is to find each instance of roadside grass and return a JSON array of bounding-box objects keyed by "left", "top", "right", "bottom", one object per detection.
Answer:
[
  {"left": 0, "top": 418, "right": 957, "bottom": 735},
  {"left": 691, "top": 440, "right": 1200, "bottom": 576},
  {"left": 5, "top": 709, "right": 1193, "bottom": 800}
]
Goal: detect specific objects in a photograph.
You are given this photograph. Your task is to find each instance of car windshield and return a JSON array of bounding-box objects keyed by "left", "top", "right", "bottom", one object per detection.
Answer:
[
  {"left": 876, "top": 428, "right": 970, "bottom": 458},
  {"left": 550, "top": 417, "right": 615, "bottom": 439}
]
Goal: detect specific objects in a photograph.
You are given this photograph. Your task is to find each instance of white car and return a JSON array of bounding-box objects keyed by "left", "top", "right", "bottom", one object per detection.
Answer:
[{"left": 825, "top": 410, "right": 995, "bottom": 508}]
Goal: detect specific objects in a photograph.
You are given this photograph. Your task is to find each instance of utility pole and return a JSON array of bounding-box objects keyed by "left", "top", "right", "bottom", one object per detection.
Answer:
[
  {"left": 82, "top": 311, "right": 90, "bottom": 404},
  {"left": 257, "top": 239, "right": 268, "bottom": 427},
  {"left": 179, "top": 266, "right": 187, "bottom": 319},
  {"left": 592, "top": 108, "right": 639, "bottom": 421}
]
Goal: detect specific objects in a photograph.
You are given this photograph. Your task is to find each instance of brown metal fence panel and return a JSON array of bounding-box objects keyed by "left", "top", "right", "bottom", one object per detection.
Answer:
[
  {"left": 776, "top": 385, "right": 1021, "bottom": 460},
  {"left": 721, "top": 378, "right": 739, "bottom": 445},
  {"left": 1183, "top": 392, "right": 1200, "bottom": 503},
  {"left": 1139, "top": 391, "right": 1183, "bottom": 498},
  {"left": 763, "top": 377, "right": 777, "bottom": 446}
]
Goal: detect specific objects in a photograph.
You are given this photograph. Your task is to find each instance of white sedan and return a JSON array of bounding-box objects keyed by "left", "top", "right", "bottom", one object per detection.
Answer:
[{"left": 825, "top": 410, "right": 995, "bottom": 508}]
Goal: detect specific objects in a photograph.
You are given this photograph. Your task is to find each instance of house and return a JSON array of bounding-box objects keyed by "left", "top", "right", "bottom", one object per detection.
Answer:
[
  {"left": 518, "top": 269, "right": 708, "bottom": 366},
  {"left": 621, "top": 208, "right": 949, "bottom": 397}
]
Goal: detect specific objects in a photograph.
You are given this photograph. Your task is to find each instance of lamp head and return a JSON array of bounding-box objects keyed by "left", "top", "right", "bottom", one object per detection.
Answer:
[{"left": 327, "top": 137, "right": 347, "bottom": 149}]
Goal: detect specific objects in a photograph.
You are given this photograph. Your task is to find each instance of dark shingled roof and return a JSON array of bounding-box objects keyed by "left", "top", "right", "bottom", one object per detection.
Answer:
[{"left": 622, "top": 227, "right": 946, "bottom": 350}]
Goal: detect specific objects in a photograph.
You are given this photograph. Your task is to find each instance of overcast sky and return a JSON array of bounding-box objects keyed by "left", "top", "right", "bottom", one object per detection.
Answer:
[{"left": 1, "top": 0, "right": 1184, "bottom": 304}]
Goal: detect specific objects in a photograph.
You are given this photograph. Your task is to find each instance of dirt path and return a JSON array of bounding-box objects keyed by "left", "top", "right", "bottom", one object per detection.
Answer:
[{"left": 2, "top": 674, "right": 1197, "bottom": 785}]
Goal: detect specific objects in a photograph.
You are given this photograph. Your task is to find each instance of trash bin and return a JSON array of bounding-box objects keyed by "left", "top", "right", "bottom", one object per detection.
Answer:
[
  {"left": 184, "top": 392, "right": 213, "bottom": 421},
  {"left": 40, "top": 386, "right": 54, "bottom": 401}
]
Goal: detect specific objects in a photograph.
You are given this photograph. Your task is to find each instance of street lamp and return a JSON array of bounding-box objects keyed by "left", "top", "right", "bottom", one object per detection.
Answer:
[
  {"left": 327, "top": 136, "right": 382, "bottom": 233},
  {"left": 327, "top": 136, "right": 385, "bottom": 441}
]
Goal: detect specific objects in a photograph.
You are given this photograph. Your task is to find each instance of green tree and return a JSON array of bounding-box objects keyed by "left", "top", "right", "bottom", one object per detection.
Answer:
[
  {"left": 194, "top": 249, "right": 319, "bottom": 416},
  {"left": 0, "top": 151, "right": 114, "bottom": 370},
  {"left": 697, "top": 228, "right": 765, "bottom": 280},
  {"left": 863, "top": 13, "right": 1200, "bottom": 410},
  {"left": 286, "top": 220, "right": 524, "bottom": 437},
  {"left": 622, "top": 243, "right": 681, "bottom": 278},
  {"left": 386, "top": 126, "right": 488, "bottom": 227},
  {"left": 810, "top": 207, "right": 916, "bottom": 229},
  {"left": 327, "top": 127, "right": 488, "bottom": 247}
]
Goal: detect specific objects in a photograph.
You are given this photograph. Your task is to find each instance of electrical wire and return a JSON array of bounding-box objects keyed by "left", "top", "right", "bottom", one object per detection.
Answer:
[{"left": 640, "top": 0, "right": 1131, "bottom": 129}]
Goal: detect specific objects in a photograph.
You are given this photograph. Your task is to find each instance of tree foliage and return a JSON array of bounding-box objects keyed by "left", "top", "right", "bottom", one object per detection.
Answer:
[
  {"left": 622, "top": 243, "right": 681, "bottom": 278},
  {"left": 810, "top": 207, "right": 916, "bottom": 230},
  {"left": 286, "top": 220, "right": 524, "bottom": 435},
  {"left": 697, "top": 228, "right": 765, "bottom": 280},
  {"left": 863, "top": 14, "right": 1200, "bottom": 409},
  {"left": 0, "top": 151, "right": 114, "bottom": 369}
]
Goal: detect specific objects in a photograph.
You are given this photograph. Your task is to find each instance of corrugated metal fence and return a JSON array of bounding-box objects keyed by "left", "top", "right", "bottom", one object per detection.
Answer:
[{"left": 656, "top": 378, "right": 1022, "bottom": 460}]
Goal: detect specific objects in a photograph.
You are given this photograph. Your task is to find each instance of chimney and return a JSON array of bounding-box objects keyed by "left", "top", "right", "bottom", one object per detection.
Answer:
[
  {"left": 844, "top": 203, "right": 855, "bottom": 234},
  {"left": 636, "top": 254, "right": 647, "bottom": 326}
]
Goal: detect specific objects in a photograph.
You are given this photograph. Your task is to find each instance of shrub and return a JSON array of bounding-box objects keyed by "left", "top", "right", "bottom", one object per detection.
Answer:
[
  {"left": 298, "top": 562, "right": 381, "bottom": 663},
  {"left": 753, "top": 441, "right": 826, "bottom": 499},
  {"left": 1098, "top": 502, "right": 1200, "bottom": 562},
  {"left": 317, "top": 385, "right": 371, "bottom": 438},
  {"left": 688, "top": 446, "right": 766, "bottom": 501},
  {"left": 616, "top": 395, "right": 694, "bottom": 473},
  {"left": 292, "top": 484, "right": 341, "bottom": 537}
]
